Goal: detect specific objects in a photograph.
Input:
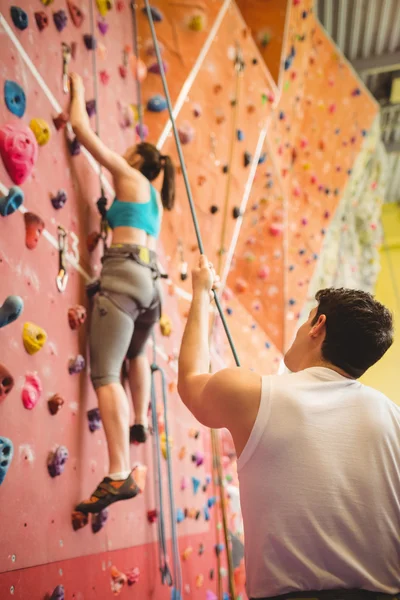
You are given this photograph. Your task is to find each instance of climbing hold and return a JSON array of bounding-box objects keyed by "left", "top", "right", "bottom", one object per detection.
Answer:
[
  {"left": 67, "top": 1, "right": 85, "bottom": 27},
  {"left": 87, "top": 231, "right": 101, "bottom": 252},
  {"left": 83, "top": 34, "right": 97, "bottom": 50},
  {"left": 160, "top": 432, "right": 173, "bottom": 459},
  {"left": 0, "top": 123, "right": 38, "bottom": 185},
  {"left": 24, "top": 212, "right": 45, "bottom": 250},
  {"left": 96, "top": 0, "right": 112, "bottom": 17},
  {"left": 147, "top": 94, "right": 167, "bottom": 112},
  {"left": 71, "top": 510, "right": 88, "bottom": 530},
  {"left": 53, "top": 10, "right": 68, "bottom": 31},
  {"left": 68, "top": 355, "right": 85, "bottom": 375},
  {"left": 208, "top": 496, "right": 216, "bottom": 508},
  {"left": 203, "top": 505, "right": 210, "bottom": 521},
  {"left": 68, "top": 305, "right": 87, "bottom": 329},
  {"left": 99, "top": 70, "right": 110, "bottom": 85},
  {"left": 192, "top": 477, "right": 201, "bottom": 495},
  {"left": 148, "top": 60, "right": 168, "bottom": 75},
  {"left": 160, "top": 314, "right": 172, "bottom": 337},
  {"left": 48, "top": 393, "right": 64, "bottom": 415},
  {"left": 51, "top": 189, "right": 67, "bottom": 210},
  {"left": 196, "top": 575, "right": 204, "bottom": 588},
  {"left": 29, "top": 118, "right": 51, "bottom": 146},
  {"left": 50, "top": 586, "right": 65, "bottom": 600},
  {"left": 237, "top": 129, "right": 244, "bottom": 141},
  {"left": 23, "top": 322, "right": 47, "bottom": 355},
  {"left": 0, "top": 295, "right": 23, "bottom": 328},
  {"left": 127, "top": 567, "right": 140, "bottom": 586},
  {"left": 188, "top": 14, "right": 205, "bottom": 31},
  {"left": 34, "top": 11, "right": 48, "bottom": 31},
  {"left": 178, "top": 446, "right": 186, "bottom": 460},
  {"left": 199, "top": 543, "right": 205, "bottom": 555},
  {"left": 258, "top": 152, "right": 267, "bottom": 164},
  {"left": 68, "top": 136, "right": 81, "bottom": 155},
  {"left": 0, "top": 365, "right": 14, "bottom": 402},
  {"left": 258, "top": 266, "right": 270, "bottom": 280},
  {"left": 92, "top": 508, "right": 108, "bottom": 533},
  {"left": 189, "top": 428, "right": 200, "bottom": 439},
  {"left": 210, "top": 205, "right": 218, "bottom": 214},
  {"left": 192, "top": 450, "right": 204, "bottom": 467},
  {"left": 4, "top": 80, "right": 26, "bottom": 118},
  {"left": 192, "top": 103, "right": 202, "bottom": 117},
  {"left": 129, "top": 55, "right": 148, "bottom": 81},
  {"left": 87, "top": 408, "right": 102, "bottom": 432},
  {"left": 178, "top": 122, "right": 195, "bottom": 145},
  {"left": 97, "top": 18, "right": 109, "bottom": 35},
  {"left": 41, "top": 0, "right": 54, "bottom": 5},
  {"left": 215, "top": 543, "right": 224, "bottom": 556},
  {"left": 53, "top": 112, "right": 68, "bottom": 131},
  {"left": 176, "top": 508, "right": 185, "bottom": 523},
  {"left": 10, "top": 6, "right": 28, "bottom": 30},
  {"left": 147, "top": 509, "right": 158, "bottom": 523},
  {"left": 142, "top": 5, "right": 163, "bottom": 21},
  {"left": 209, "top": 569, "right": 214, "bottom": 580},
  {"left": 235, "top": 278, "right": 247, "bottom": 293},
  {"left": 47, "top": 445, "right": 69, "bottom": 477},
  {"left": 232, "top": 206, "right": 241, "bottom": 219},
  {"left": 110, "top": 565, "right": 128, "bottom": 595},
  {"left": 181, "top": 475, "right": 189, "bottom": 490},
  {"left": 22, "top": 372, "right": 42, "bottom": 410},
  {"left": 244, "top": 151, "right": 252, "bottom": 167},
  {"left": 182, "top": 547, "right": 193, "bottom": 561},
  {"left": 135, "top": 123, "right": 148, "bottom": 141},
  {"left": 206, "top": 592, "right": 218, "bottom": 600},
  {"left": 0, "top": 437, "right": 13, "bottom": 485},
  {"left": 269, "top": 223, "right": 283, "bottom": 236},
  {"left": 86, "top": 99, "right": 96, "bottom": 117},
  {"left": 222, "top": 165, "right": 228, "bottom": 174}
]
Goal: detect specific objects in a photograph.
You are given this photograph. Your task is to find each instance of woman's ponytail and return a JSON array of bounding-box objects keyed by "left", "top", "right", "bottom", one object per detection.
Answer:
[{"left": 161, "top": 155, "right": 175, "bottom": 211}]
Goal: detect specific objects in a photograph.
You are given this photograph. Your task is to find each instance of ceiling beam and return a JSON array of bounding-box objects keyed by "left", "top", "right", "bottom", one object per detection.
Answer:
[{"left": 352, "top": 51, "right": 400, "bottom": 75}]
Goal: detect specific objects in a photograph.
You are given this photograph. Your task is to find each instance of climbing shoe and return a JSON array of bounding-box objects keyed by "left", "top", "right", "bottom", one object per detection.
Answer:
[
  {"left": 75, "top": 471, "right": 140, "bottom": 515},
  {"left": 130, "top": 424, "right": 148, "bottom": 444}
]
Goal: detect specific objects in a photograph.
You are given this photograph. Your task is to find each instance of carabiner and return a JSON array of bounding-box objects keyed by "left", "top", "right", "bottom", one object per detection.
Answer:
[{"left": 56, "top": 226, "right": 69, "bottom": 292}]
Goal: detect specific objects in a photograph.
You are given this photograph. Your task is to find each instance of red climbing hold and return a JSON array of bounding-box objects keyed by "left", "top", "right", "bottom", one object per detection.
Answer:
[
  {"left": 34, "top": 11, "right": 48, "bottom": 31},
  {"left": 0, "top": 123, "right": 38, "bottom": 185},
  {"left": 53, "top": 112, "right": 68, "bottom": 131},
  {"left": 24, "top": 212, "right": 45, "bottom": 250},
  {"left": 0, "top": 364, "right": 14, "bottom": 402},
  {"left": 147, "top": 509, "right": 158, "bottom": 523},
  {"left": 68, "top": 305, "right": 87, "bottom": 330},
  {"left": 99, "top": 70, "right": 110, "bottom": 85},
  {"left": 71, "top": 510, "right": 88, "bottom": 531},
  {"left": 67, "top": 1, "right": 85, "bottom": 27},
  {"left": 126, "top": 567, "right": 140, "bottom": 586}
]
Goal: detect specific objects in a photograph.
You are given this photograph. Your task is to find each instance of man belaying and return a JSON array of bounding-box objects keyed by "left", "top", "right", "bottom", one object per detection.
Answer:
[
  {"left": 178, "top": 255, "right": 400, "bottom": 600},
  {"left": 69, "top": 72, "right": 175, "bottom": 513}
]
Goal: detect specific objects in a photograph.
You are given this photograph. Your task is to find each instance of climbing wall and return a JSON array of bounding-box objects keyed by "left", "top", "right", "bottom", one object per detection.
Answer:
[{"left": 0, "top": 0, "right": 381, "bottom": 599}]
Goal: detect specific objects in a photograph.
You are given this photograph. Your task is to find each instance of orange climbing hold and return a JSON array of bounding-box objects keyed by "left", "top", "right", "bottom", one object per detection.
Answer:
[
  {"left": 182, "top": 546, "right": 193, "bottom": 561},
  {"left": 110, "top": 565, "right": 127, "bottom": 596}
]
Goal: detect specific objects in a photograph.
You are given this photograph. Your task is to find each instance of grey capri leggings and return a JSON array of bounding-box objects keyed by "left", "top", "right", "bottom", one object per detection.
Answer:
[{"left": 89, "top": 245, "right": 162, "bottom": 389}]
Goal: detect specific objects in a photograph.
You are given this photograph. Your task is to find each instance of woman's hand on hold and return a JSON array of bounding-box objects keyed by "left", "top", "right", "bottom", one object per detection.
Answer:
[
  {"left": 69, "top": 72, "right": 85, "bottom": 102},
  {"left": 191, "top": 255, "right": 219, "bottom": 301}
]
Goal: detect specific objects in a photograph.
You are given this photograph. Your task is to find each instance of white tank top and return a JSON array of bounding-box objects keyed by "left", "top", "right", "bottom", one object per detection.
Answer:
[{"left": 237, "top": 367, "right": 400, "bottom": 599}]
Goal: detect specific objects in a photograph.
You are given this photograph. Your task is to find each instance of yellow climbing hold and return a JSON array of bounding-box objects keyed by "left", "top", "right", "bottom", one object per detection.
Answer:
[
  {"left": 160, "top": 432, "right": 174, "bottom": 460},
  {"left": 182, "top": 547, "right": 193, "bottom": 561},
  {"left": 29, "top": 118, "right": 51, "bottom": 146},
  {"left": 41, "top": 0, "right": 54, "bottom": 5},
  {"left": 159, "top": 314, "right": 172, "bottom": 337},
  {"left": 23, "top": 322, "right": 47, "bottom": 355},
  {"left": 188, "top": 15, "right": 205, "bottom": 32},
  {"left": 96, "top": 0, "right": 112, "bottom": 17}
]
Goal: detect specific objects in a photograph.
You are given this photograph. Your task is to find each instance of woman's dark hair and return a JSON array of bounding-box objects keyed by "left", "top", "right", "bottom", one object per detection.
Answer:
[
  {"left": 135, "top": 142, "right": 175, "bottom": 210},
  {"left": 312, "top": 288, "right": 393, "bottom": 378}
]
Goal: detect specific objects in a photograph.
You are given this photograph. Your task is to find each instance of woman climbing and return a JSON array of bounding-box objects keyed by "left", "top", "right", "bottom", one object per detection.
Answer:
[{"left": 69, "top": 72, "right": 175, "bottom": 513}]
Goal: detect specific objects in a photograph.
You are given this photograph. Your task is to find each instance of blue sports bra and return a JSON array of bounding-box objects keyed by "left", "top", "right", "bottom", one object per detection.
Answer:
[{"left": 106, "top": 183, "right": 161, "bottom": 238}]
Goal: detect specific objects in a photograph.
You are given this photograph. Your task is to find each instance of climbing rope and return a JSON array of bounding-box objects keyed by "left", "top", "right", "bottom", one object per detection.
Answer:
[
  {"left": 144, "top": 0, "right": 241, "bottom": 367},
  {"left": 88, "top": 0, "right": 108, "bottom": 251}
]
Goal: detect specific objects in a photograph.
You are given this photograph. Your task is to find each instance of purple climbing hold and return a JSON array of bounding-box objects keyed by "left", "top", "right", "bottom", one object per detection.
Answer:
[
  {"left": 69, "top": 355, "right": 85, "bottom": 375},
  {"left": 142, "top": 5, "right": 163, "bottom": 22},
  {"left": 50, "top": 585, "right": 65, "bottom": 600},
  {"left": 51, "top": 189, "right": 67, "bottom": 210},
  {"left": 147, "top": 94, "right": 167, "bottom": 112},
  {"left": 0, "top": 437, "right": 13, "bottom": 485},
  {"left": 352, "top": 88, "right": 361, "bottom": 97},
  {"left": 86, "top": 99, "right": 96, "bottom": 117},
  {"left": 10, "top": 6, "right": 28, "bottom": 31},
  {"left": 148, "top": 60, "right": 168, "bottom": 75},
  {"left": 136, "top": 123, "right": 149, "bottom": 140},
  {"left": 68, "top": 136, "right": 81, "bottom": 156},
  {"left": 83, "top": 34, "right": 97, "bottom": 50},
  {"left": 47, "top": 445, "right": 68, "bottom": 478},
  {"left": 87, "top": 407, "right": 102, "bottom": 432},
  {"left": 97, "top": 19, "right": 109, "bottom": 35},
  {"left": 53, "top": 10, "right": 68, "bottom": 32},
  {"left": 92, "top": 508, "right": 108, "bottom": 533}
]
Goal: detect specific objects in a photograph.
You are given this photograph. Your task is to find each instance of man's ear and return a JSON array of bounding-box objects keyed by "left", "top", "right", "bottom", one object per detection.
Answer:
[{"left": 310, "top": 314, "right": 326, "bottom": 338}]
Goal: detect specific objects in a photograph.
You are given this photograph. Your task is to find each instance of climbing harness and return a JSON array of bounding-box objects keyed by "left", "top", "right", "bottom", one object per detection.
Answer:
[
  {"left": 56, "top": 226, "right": 68, "bottom": 292},
  {"left": 88, "top": 0, "right": 108, "bottom": 253},
  {"left": 144, "top": 0, "right": 241, "bottom": 367}
]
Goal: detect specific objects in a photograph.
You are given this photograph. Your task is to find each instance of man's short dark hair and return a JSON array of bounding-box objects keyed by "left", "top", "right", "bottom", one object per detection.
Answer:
[{"left": 312, "top": 288, "right": 394, "bottom": 378}]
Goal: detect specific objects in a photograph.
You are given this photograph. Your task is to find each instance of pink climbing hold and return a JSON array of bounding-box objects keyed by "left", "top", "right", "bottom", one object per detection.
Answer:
[
  {"left": 269, "top": 223, "right": 283, "bottom": 236},
  {"left": 178, "top": 122, "right": 195, "bottom": 145},
  {"left": 0, "top": 123, "right": 38, "bottom": 185},
  {"left": 257, "top": 266, "right": 270, "bottom": 280},
  {"left": 126, "top": 567, "right": 140, "bottom": 586},
  {"left": 192, "top": 102, "right": 202, "bottom": 117},
  {"left": 99, "top": 70, "right": 110, "bottom": 85},
  {"left": 22, "top": 372, "right": 42, "bottom": 410}
]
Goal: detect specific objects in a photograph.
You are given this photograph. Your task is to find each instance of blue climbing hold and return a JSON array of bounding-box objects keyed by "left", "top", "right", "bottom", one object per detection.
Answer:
[
  {"left": 192, "top": 476, "right": 201, "bottom": 495},
  {"left": 0, "top": 437, "right": 13, "bottom": 485},
  {"left": 203, "top": 505, "right": 210, "bottom": 521},
  {"left": 215, "top": 543, "right": 224, "bottom": 556},
  {"left": 0, "top": 296, "right": 24, "bottom": 329},
  {"left": 208, "top": 496, "right": 216, "bottom": 508},
  {"left": 10, "top": 6, "right": 28, "bottom": 30},
  {"left": 237, "top": 129, "right": 244, "bottom": 141},
  {"left": 258, "top": 152, "right": 267, "bottom": 165},
  {"left": 223, "top": 594, "right": 230, "bottom": 600},
  {"left": 176, "top": 508, "right": 185, "bottom": 523},
  {"left": 279, "top": 111, "right": 285, "bottom": 120},
  {"left": 289, "top": 265, "right": 295, "bottom": 271},
  {"left": 226, "top": 307, "right": 233, "bottom": 315},
  {"left": 4, "top": 81, "right": 26, "bottom": 118},
  {"left": 284, "top": 57, "right": 292, "bottom": 70},
  {"left": 265, "top": 342, "right": 271, "bottom": 349},
  {"left": 171, "top": 588, "right": 182, "bottom": 600},
  {"left": 142, "top": 5, "right": 163, "bottom": 22},
  {"left": 288, "top": 298, "right": 296, "bottom": 306},
  {"left": 147, "top": 94, "right": 167, "bottom": 112},
  {"left": 0, "top": 186, "right": 24, "bottom": 217}
]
